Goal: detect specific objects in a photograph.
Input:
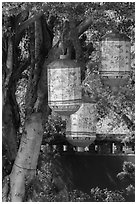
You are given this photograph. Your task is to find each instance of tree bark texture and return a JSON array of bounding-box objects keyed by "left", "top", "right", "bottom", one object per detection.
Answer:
[{"left": 10, "top": 113, "right": 43, "bottom": 201}]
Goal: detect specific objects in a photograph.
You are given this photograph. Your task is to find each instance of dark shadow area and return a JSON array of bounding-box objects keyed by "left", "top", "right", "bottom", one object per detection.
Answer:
[{"left": 60, "top": 154, "right": 135, "bottom": 194}]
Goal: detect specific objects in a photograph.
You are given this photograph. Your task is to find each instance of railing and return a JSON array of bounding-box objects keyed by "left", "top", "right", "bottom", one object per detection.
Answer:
[
  {"left": 47, "top": 143, "right": 134, "bottom": 154},
  {"left": 42, "top": 133, "right": 135, "bottom": 154}
]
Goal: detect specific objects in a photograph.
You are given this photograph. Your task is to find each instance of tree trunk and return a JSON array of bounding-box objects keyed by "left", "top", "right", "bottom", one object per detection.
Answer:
[
  {"left": 10, "top": 113, "right": 43, "bottom": 201},
  {"left": 8, "top": 16, "right": 52, "bottom": 201},
  {"left": 5, "top": 38, "right": 13, "bottom": 94},
  {"left": 9, "top": 20, "right": 43, "bottom": 201},
  {"left": 2, "top": 36, "right": 18, "bottom": 163},
  {"left": 2, "top": 103, "right": 17, "bottom": 162},
  {"left": 2, "top": 37, "right": 13, "bottom": 108}
]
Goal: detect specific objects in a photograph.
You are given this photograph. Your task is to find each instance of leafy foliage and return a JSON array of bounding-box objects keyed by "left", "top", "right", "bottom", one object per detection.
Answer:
[
  {"left": 69, "top": 190, "right": 91, "bottom": 202},
  {"left": 90, "top": 187, "right": 125, "bottom": 202},
  {"left": 117, "top": 161, "right": 135, "bottom": 201}
]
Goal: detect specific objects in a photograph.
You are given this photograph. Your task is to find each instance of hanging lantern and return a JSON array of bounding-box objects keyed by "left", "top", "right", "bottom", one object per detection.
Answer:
[
  {"left": 48, "top": 55, "right": 82, "bottom": 115},
  {"left": 65, "top": 98, "right": 96, "bottom": 151},
  {"left": 99, "top": 31, "right": 131, "bottom": 92}
]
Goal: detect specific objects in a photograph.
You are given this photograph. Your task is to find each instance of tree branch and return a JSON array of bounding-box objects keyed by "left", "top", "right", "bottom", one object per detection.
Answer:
[
  {"left": 77, "top": 16, "right": 93, "bottom": 36},
  {"left": 17, "top": 5, "right": 48, "bottom": 35}
]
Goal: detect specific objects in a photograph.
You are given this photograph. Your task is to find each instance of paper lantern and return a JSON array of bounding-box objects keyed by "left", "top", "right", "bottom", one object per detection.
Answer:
[
  {"left": 66, "top": 100, "right": 96, "bottom": 149},
  {"left": 48, "top": 55, "right": 82, "bottom": 115},
  {"left": 99, "top": 31, "right": 131, "bottom": 92}
]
